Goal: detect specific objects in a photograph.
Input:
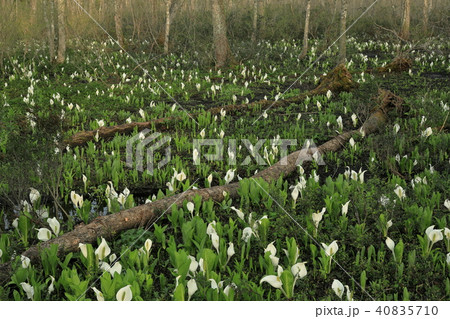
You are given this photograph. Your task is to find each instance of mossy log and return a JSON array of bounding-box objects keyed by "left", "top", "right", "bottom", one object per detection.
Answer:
[
  {"left": 0, "top": 89, "right": 403, "bottom": 284},
  {"left": 66, "top": 65, "right": 357, "bottom": 147}
]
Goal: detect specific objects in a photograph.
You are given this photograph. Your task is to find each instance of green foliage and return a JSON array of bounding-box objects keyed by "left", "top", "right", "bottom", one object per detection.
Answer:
[{"left": 0, "top": 36, "right": 449, "bottom": 301}]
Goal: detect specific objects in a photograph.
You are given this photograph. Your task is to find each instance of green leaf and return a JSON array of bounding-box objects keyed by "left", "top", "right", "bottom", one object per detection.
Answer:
[
  {"left": 394, "top": 239, "right": 404, "bottom": 263},
  {"left": 173, "top": 283, "right": 185, "bottom": 301},
  {"left": 360, "top": 270, "right": 367, "bottom": 291},
  {"left": 18, "top": 215, "right": 31, "bottom": 247},
  {"left": 280, "top": 270, "right": 294, "bottom": 298}
]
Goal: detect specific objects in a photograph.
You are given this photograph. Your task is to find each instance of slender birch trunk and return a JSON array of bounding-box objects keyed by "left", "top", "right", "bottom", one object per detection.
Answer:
[
  {"left": 115, "top": 0, "right": 125, "bottom": 47},
  {"left": 163, "top": 0, "right": 173, "bottom": 54},
  {"left": 251, "top": 0, "right": 259, "bottom": 43},
  {"left": 56, "top": 0, "right": 66, "bottom": 64},
  {"left": 44, "top": 0, "right": 56, "bottom": 62},
  {"left": 212, "top": 0, "right": 233, "bottom": 68},
  {"left": 299, "top": 0, "right": 311, "bottom": 59},
  {"left": 399, "top": 0, "right": 410, "bottom": 40},
  {"left": 423, "top": 0, "right": 430, "bottom": 35},
  {"left": 337, "top": 0, "right": 348, "bottom": 65}
]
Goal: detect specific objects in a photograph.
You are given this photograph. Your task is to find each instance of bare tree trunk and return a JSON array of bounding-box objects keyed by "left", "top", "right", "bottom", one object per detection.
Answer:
[
  {"left": 114, "top": 0, "right": 125, "bottom": 47},
  {"left": 337, "top": 0, "right": 348, "bottom": 65},
  {"left": 299, "top": 0, "right": 311, "bottom": 59},
  {"left": 98, "top": 0, "right": 105, "bottom": 22},
  {"left": 44, "top": 0, "right": 56, "bottom": 62},
  {"left": 163, "top": 0, "right": 173, "bottom": 54},
  {"left": 399, "top": 0, "right": 410, "bottom": 40},
  {"left": 31, "top": 0, "right": 37, "bottom": 12},
  {"left": 212, "top": 0, "right": 233, "bottom": 69},
  {"left": 151, "top": 0, "right": 158, "bottom": 24},
  {"left": 259, "top": 0, "right": 266, "bottom": 38},
  {"left": 423, "top": 0, "right": 430, "bottom": 35},
  {"left": 130, "top": 1, "right": 138, "bottom": 40},
  {"left": 30, "top": 0, "right": 37, "bottom": 25},
  {"left": 251, "top": 0, "right": 259, "bottom": 43},
  {"left": 56, "top": 0, "right": 66, "bottom": 64},
  {"left": 161, "top": 0, "right": 181, "bottom": 54}
]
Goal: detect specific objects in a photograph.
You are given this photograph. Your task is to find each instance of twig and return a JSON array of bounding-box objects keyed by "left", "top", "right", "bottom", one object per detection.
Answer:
[
  {"left": 374, "top": 23, "right": 409, "bottom": 44},
  {"left": 128, "top": 59, "right": 154, "bottom": 76},
  {"left": 439, "top": 112, "right": 449, "bottom": 133}
]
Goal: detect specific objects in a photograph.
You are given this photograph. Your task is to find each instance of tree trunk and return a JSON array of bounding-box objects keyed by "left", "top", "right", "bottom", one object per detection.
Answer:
[
  {"left": 114, "top": 0, "right": 125, "bottom": 47},
  {"left": 98, "top": 0, "right": 105, "bottom": 22},
  {"left": 337, "top": 0, "right": 348, "bottom": 65},
  {"left": 299, "top": 0, "right": 311, "bottom": 59},
  {"left": 151, "top": 0, "right": 158, "bottom": 24},
  {"left": 44, "top": 0, "right": 56, "bottom": 62},
  {"left": 163, "top": 0, "right": 173, "bottom": 54},
  {"left": 30, "top": 0, "right": 37, "bottom": 25},
  {"left": 259, "top": 0, "right": 266, "bottom": 39},
  {"left": 56, "top": 0, "right": 66, "bottom": 64},
  {"left": 212, "top": 0, "right": 233, "bottom": 69},
  {"left": 251, "top": 0, "right": 259, "bottom": 43},
  {"left": 423, "top": 0, "right": 430, "bottom": 35},
  {"left": 399, "top": 0, "right": 410, "bottom": 40}
]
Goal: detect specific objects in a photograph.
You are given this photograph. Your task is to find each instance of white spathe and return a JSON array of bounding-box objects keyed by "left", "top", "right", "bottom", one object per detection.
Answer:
[
  {"left": 230, "top": 206, "right": 244, "bottom": 220},
  {"left": 341, "top": 200, "right": 350, "bottom": 216},
  {"left": 227, "top": 242, "right": 235, "bottom": 260},
  {"left": 95, "top": 237, "right": 111, "bottom": 260},
  {"left": 260, "top": 275, "right": 282, "bottom": 289},
  {"left": 47, "top": 217, "right": 60, "bottom": 236},
  {"left": 92, "top": 287, "right": 105, "bottom": 301},
  {"left": 224, "top": 169, "right": 235, "bottom": 184},
  {"left": 394, "top": 185, "right": 406, "bottom": 200},
  {"left": 312, "top": 208, "right": 326, "bottom": 228},
  {"left": 187, "top": 279, "right": 198, "bottom": 301},
  {"left": 188, "top": 255, "right": 199, "bottom": 274},
  {"left": 211, "top": 232, "right": 220, "bottom": 253},
  {"left": 444, "top": 199, "right": 450, "bottom": 211},
  {"left": 48, "top": 276, "right": 55, "bottom": 295},
  {"left": 241, "top": 227, "right": 254, "bottom": 243},
  {"left": 109, "top": 262, "right": 122, "bottom": 277},
  {"left": 385, "top": 237, "right": 395, "bottom": 252},
  {"left": 21, "top": 255, "right": 30, "bottom": 268},
  {"left": 144, "top": 239, "right": 152, "bottom": 254},
  {"left": 265, "top": 241, "right": 277, "bottom": 256},
  {"left": 332, "top": 279, "right": 344, "bottom": 299},
  {"left": 37, "top": 228, "right": 52, "bottom": 242},
  {"left": 20, "top": 282, "right": 34, "bottom": 300},
  {"left": 425, "top": 225, "right": 443, "bottom": 244},
  {"left": 291, "top": 262, "right": 307, "bottom": 279},
  {"left": 78, "top": 243, "right": 88, "bottom": 258},
  {"left": 29, "top": 188, "right": 40, "bottom": 205},
  {"left": 116, "top": 285, "right": 132, "bottom": 301},
  {"left": 322, "top": 240, "right": 338, "bottom": 257}
]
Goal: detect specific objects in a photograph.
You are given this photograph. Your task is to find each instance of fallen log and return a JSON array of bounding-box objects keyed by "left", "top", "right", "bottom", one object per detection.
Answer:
[
  {"left": 66, "top": 64, "right": 357, "bottom": 147},
  {"left": 0, "top": 89, "right": 403, "bottom": 284}
]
